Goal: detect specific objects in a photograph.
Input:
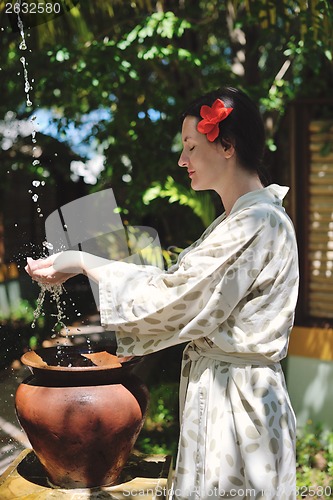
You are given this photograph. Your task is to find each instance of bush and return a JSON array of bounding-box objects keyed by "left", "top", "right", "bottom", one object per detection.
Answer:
[
  {"left": 296, "top": 421, "right": 333, "bottom": 498},
  {"left": 135, "top": 382, "right": 179, "bottom": 460}
]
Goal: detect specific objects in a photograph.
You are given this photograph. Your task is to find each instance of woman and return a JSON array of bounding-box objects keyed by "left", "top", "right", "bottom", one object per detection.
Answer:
[{"left": 26, "top": 87, "right": 299, "bottom": 500}]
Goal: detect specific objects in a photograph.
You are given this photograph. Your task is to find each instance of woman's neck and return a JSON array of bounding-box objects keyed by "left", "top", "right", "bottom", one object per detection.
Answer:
[{"left": 218, "top": 170, "right": 264, "bottom": 216}]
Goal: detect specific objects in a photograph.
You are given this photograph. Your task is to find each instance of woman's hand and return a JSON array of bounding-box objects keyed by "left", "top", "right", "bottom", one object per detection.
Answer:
[
  {"left": 25, "top": 250, "right": 112, "bottom": 285},
  {"left": 25, "top": 251, "right": 83, "bottom": 285}
]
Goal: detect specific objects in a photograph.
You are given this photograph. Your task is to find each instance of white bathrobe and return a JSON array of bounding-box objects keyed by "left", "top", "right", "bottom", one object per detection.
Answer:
[{"left": 99, "top": 184, "right": 299, "bottom": 500}]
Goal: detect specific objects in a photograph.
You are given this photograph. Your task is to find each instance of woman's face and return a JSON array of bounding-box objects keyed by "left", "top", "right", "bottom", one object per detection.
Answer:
[{"left": 178, "top": 116, "right": 226, "bottom": 192}]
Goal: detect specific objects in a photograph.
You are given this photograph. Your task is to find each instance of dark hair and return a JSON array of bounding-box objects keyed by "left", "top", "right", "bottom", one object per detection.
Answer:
[{"left": 181, "top": 87, "right": 269, "bottom": 186}]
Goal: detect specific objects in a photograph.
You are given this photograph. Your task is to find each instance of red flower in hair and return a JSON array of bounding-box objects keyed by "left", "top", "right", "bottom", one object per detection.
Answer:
[{"left": 197, "top": 98, "right": 233, "bottom": 142}]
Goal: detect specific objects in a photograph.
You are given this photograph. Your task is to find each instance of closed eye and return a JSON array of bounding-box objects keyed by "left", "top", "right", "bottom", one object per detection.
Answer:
[{"left": 189, "top": 146, "right": 195, "bottom": 151}]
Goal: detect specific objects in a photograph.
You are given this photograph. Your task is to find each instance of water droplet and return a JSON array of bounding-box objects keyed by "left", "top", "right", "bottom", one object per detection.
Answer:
[
  {"left": 19, "top": 41, "right": 27, "bottom": 50},
  {"left": 42, "top": 241, "right": 54, "bottom": 250},
  {"left": 32, "top": 180, "right": 40, "bottom": 186},
  {"left": 32, "top": 194, "right": 38, "bottom": 202}
]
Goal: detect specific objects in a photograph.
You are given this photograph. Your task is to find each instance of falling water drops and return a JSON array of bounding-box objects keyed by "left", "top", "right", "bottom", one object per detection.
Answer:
[
  {"left": 19, "top": 57, "right": 32, "bottom": 107},
  {"left": 32, "top": 283, "right": 67, "bottom": 332},
  {"left": 42, "top": 241, "right": 54, "bottom": 251},
  {"left": 15, "top": 11, "right": 87, "bottom": 360}
]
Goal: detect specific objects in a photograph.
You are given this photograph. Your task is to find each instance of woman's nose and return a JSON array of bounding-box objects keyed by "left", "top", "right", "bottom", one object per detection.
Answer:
[{"left": 178, "top": 151, "right": 189, "bottom": 167}]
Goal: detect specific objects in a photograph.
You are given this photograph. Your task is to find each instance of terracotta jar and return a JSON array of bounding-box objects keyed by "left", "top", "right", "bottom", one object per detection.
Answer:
[{"left": 15, "top": 344, "right": 149, "bottom": 489}]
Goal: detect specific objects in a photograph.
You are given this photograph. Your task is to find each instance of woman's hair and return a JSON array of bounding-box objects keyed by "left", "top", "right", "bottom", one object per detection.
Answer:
[{"left": 181, "top": 87, "right": 269, "bottom": 185}]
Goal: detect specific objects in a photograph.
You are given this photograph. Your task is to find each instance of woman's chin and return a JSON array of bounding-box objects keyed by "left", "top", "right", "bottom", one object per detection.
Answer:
[{"left": 191, "top": 183, "right": 206, "bottom": 191}]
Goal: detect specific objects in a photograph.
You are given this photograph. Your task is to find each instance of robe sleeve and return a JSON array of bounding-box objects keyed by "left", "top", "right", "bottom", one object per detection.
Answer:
[{"left": 99, "top": 204, "right": 297, "bottom": 356}]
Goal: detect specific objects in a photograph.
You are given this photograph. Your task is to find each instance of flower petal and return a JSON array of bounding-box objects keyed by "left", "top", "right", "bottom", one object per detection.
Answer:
[
  {"left": 206, "top": 124, "right": 219, "bottom": 142},
  {"left": 200, "top": 104, "right": 215, "bottom": 120},
  {"left": 197, "top": 120, "right": 216, "bottom": 134}
]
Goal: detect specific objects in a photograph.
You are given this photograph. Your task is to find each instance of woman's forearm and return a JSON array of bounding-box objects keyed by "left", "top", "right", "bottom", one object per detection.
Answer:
[{"left": 54, "top": 251, "right": 112, "bottom": 284}]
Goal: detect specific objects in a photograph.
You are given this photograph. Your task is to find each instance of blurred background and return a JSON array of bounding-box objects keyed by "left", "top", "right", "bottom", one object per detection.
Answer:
[{"left": 0, "top": 0, "right": 333, "bottom": 492}]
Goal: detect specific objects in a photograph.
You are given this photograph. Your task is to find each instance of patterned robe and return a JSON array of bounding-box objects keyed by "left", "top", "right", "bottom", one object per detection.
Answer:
[{"left": 99, "top": 184, "right": 299, "bottom": 500}]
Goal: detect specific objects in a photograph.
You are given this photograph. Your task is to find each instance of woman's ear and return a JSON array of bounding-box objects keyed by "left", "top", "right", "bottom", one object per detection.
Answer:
[
  {"left": 223, "top": 143, "right": 235, "bottom": 159},
  {"left": 220, "top": 137, "right": 235, "bottom": 159}
]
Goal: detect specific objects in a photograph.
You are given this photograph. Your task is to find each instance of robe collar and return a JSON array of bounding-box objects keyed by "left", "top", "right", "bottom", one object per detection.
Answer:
[{"left": 229, "top": 184, "right": 289, "bottom": 217}]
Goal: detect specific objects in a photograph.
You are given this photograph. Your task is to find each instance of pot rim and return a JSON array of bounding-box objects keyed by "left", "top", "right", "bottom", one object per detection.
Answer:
[{"left": 20, "top": 345, "right": 139, "bottom": 373}]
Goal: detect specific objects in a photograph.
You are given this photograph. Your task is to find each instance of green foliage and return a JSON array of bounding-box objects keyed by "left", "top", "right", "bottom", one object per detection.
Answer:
[
  {"left": 0, "top": 297, "right": 45, "bottom": 368},
  {"left": 143, "top": 176, "right": 216, "bottom": 228},
  {"left": 136, "top": 382, "right": 180, "bottom": 459},
  {"left": 0, "top": 298, "right": 39, "bottom": 325},
  {"left": 296, "top": 421, "right": 333, "bottom": 495},
  {"left": 1, "top": 1, "right": 333, "bottom": 248}
]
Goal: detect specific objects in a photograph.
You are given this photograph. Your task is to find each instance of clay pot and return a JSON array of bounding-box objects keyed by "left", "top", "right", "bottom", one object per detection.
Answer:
[{"left": 15, "top": 344, "right": 149, "bottom": 489}]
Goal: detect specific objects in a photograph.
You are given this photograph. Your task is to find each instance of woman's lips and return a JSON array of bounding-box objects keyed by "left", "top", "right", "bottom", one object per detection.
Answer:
[{"left": 188, "top": 170, "right": 195, "bottom": 178}]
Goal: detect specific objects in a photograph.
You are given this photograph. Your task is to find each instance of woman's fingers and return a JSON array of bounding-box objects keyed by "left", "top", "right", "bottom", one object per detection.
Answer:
[
  {"left": 26, "top": 254, "right": 58, "bottom": 272},
  {"left": 25, "top": 252, "right": 81, "bottom": 285},
  {"left": 25, "top": 255, "right": 57, "bottom": 282}
]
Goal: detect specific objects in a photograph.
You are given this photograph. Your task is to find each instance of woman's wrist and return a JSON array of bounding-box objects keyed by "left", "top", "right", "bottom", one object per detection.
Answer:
[
  {"left": 53, "top": 250, "right": 85, "bottom": 275},
  {"left": 53, "top": 250, "right": 111, "bottom": 283}
]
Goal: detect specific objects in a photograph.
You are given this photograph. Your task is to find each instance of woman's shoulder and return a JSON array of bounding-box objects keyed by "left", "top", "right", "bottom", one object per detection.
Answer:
[{"left": 208, "top": 199, "right": 295, "bottom": 245}]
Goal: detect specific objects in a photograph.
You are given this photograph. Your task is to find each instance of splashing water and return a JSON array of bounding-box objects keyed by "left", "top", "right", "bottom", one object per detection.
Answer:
[
  {"left": 16, "top": 9, "right": 85, "bottom": 352},
  {"left": 32, "top": 283, "right": 67, "bottom": 332},
  {"left": 17, "top": 9, "right": 45, "bottom": 217},
  {"left": 17, "top": 8, "right": 31, "bottom": 106},
  {"left": 42, "top": 241, "right": 54, "bottom": 251}
]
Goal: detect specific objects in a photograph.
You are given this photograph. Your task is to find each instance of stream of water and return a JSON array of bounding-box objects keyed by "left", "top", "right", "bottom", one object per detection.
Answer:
[
  {"left": 15, "top": 9, "right": 89, "bottom": 351},
  {"left": 31, "top": 283, "right": 65, "bottom": 330}
]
